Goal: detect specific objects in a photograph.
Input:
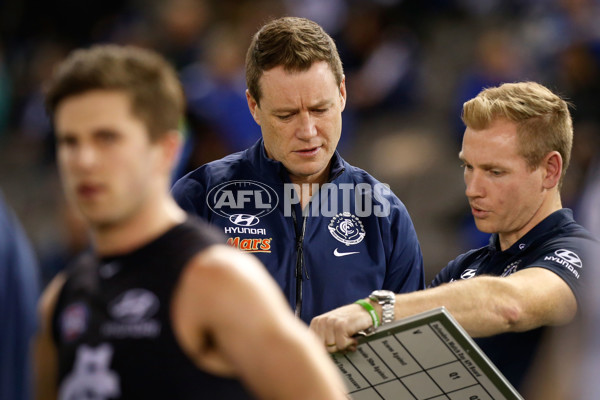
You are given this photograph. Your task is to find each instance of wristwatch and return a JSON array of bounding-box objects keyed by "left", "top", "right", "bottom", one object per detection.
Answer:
[{"left": 369, "top": 290, "right": 396, "bottom": 325}]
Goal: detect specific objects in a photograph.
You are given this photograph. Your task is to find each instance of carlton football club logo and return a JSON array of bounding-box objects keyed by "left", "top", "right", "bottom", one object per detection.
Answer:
[
  {"left": 328, "top": 212, "right": 366, "bottom": 246},
  {"left": 501, "top": 260, "right": 521, "bottom": 277},
  {"left": 207, "top": 180, "right": 279, "bottom": 226},
  {"left": 60, "top": 302, "right": 89, "bottom": 342}
]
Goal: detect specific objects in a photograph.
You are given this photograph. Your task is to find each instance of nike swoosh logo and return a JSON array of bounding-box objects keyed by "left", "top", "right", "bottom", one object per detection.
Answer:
[{"left": 334, "top": 248, "right": 360, "bottom": 257}]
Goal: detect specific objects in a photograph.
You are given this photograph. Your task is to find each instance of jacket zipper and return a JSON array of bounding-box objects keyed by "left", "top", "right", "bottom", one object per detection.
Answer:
[
  {"left": 292, "top": 210, "right": 308, "bottom": 318},
  {"left": 289, "top": 166, "right": 343, "bottom": 318}
]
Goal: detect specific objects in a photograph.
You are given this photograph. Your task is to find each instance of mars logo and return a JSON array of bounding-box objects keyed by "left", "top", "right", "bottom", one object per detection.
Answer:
[
  {"left": 554, "top": 249, "right": 582, "bottom": 268},
  {"left": 207, "top": 180, "right": 278, "bottom": 225},
  {"left": 328, "top": 213, "right": 366, "bottom": 246},
  {"left": 227, "top": 237, "right": 272, "bottom": 252}
]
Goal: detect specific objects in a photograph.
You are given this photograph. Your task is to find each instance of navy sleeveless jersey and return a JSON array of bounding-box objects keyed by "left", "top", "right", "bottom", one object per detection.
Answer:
[
  {"left": 430, "top": 209, "right": 598, "bottom": 390},
  {"left": 52, "top": 218, "right": 255, "bottom": 399}
]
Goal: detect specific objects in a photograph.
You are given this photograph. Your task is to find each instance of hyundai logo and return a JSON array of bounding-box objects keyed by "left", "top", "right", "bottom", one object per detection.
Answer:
[
  {"left": 555, "top": 249, "right": 582, "bottom": 268},
  {"left": 460, "top": 269, "right": 477, "bottom": 279},
  {"left": 229, "top": 214, "right": 260, "bottom": 226}
]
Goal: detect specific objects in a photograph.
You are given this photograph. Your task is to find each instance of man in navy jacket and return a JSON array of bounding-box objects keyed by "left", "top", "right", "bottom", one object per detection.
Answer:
[{"left": 172, "top": 17, "right": 425, "bottom": 323}]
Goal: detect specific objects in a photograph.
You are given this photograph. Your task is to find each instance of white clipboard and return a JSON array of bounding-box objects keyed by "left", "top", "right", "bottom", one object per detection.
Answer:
[{"left": 332, "top": 307, "right": 523, "bottom": 400}]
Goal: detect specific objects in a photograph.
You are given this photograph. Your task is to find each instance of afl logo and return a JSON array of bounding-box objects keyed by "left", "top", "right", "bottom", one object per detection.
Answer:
[
  {"left": 207, "top": 180, "right": 279, "bottom": 225},
  {"left": 555, "top": 249, "right": 582, "bottom": 268},
  {"left": 328, "top": 212, "right": 366, "bottom": 246}
]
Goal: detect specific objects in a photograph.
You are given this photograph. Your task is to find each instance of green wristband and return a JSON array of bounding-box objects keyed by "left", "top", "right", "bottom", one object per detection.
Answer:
[{"left": 354, "top": 299, "right": 380, "bottom": 329}]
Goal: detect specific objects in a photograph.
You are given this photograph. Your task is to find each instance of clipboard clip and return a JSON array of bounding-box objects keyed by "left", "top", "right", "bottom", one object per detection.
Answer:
[{"left": 354, "top": 326, "right": 377, "bottom": 337}]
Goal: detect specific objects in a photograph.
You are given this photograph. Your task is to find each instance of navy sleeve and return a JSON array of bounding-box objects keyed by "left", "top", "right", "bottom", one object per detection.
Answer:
[
  {"left": 381, "top": 192, "right": 425, "bottom": 293},
  {"left": 520, "top": 234, "right": 598, "bottom": 307},
  {"left": 0, "top": 191, "right": 41, "bottom": 400},
  {"left": 171, "top": 175, "right": 206, "bottom": 216}
]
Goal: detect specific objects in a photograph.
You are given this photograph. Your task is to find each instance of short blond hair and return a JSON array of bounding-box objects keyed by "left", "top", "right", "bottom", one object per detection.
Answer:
[{"left": 462, "top": 82, "right": 573, "bottom": 186}]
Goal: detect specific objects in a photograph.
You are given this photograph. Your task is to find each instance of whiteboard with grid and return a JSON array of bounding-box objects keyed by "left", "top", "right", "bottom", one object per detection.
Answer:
[{"left": 332, "top": 307, "right": 523, "bottom": 400}]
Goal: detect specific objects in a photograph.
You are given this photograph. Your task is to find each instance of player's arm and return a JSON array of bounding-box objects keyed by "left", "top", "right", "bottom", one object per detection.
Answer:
[
  {"left": 172, "top": 245, "right": 347, "bottom": 400},
  {"left": 311, "top": 267, "right": 576, "bottom": 351},
  {"left": 33, "top": 273, "right": 66, "bottom": 400}
]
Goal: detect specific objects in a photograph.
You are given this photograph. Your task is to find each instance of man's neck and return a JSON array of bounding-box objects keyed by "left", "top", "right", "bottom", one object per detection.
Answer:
[
  {"left": 289, "top": 170, "right": 330, "bottom": 210},
  {"left": 498, "top": 193, "right": 562, "bottom": 251},
  {"left": 92, "top": 196, "right": 186, "bottom": 256}
]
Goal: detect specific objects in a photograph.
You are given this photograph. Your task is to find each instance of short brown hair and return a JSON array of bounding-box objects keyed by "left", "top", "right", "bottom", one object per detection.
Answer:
[
  {"left": 462, "top": 81, "right": 573, "bottom": 185},
  {"left": 245, "top": 16, "right": 344, "bottom": 106},
  {"left": 45, "top": 44, "right": 184, "bottom": 141}
]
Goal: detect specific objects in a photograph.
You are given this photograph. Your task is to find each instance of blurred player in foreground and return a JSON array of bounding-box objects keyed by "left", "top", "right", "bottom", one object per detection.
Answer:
[{"left": 35, "top": 44, "right": 346, "bottom": 400}]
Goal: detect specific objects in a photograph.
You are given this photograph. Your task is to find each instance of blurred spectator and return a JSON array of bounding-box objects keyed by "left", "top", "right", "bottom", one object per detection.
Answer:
[
  {"left": 452, "top": 28, "right": 525, "bottom": 142},
  {"left": 145, "top": 0, "right": 212, "bottom": 69},
  {"left": 575, "top": 149, "right": 600, "bottom": 238},
  {"left": 181, "top": 24, "right": 260, "bottom": 154},
  {"left": 283, "top": 0, "right": 348, "bottom": 35},
  {"left": 0, "top": 189, "right": 40, "bottom": 400},
  {"left": 17, "top": 41, "right": 68, "bottom": 165},
  {"left": 562, "top": 120, "right": 600, "bottom": 210},
  {"left": 339, "top": 3, "right": 421, "bottom": 117},
  {"left": 555, "top": 41, "right": 600, "bottom": 123}
]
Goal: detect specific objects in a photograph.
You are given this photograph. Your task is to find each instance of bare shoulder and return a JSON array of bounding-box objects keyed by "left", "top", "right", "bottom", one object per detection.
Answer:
[
  {"left": 35, "top": 273, "right": 67, "bottom": 400},
  {"left": 170, "top": 243, "right": 290, "bottom": 371},
  {"left": 39, "top": 273, "right": 67, "bottom": 323},
  {"left": 182, "top": 244, "right": 277, "bottom": 293},
  {"left": 174, "top": 244, "right": 288, "bottom": 322}
]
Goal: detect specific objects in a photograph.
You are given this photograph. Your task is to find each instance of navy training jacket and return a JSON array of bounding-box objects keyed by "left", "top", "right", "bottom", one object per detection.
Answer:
[{"left": 172, "top": 139, "right": 425, "bottom": 323}]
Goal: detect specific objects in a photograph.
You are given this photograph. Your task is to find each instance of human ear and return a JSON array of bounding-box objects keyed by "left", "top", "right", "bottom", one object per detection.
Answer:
[
  {"left": 246, "top": 90, "right": 261, "bottom": 126},
  {"left": 339, "top": 75, "right": 347, "bottom": 111},
  {"left": 542, "top": 151, "right": 562, "bottom": 189},
  {"left": 158, "top": 130, "right": 182, "bottom": 170}
]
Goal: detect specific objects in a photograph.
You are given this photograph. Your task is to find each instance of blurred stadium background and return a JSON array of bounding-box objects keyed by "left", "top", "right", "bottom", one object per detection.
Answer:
[{"left": 0, "top": 0, "right": 599, "bottom": 287}]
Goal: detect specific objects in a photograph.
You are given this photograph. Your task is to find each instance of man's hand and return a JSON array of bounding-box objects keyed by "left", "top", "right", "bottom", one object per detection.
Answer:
[{"left": 309, "top": 302, "right": 374, "bottom": 353}]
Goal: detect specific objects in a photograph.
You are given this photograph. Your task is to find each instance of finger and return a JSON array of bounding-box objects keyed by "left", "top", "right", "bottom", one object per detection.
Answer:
[
  {"left": 325, "top": 328, "right": 338, "bottom": 352},
  {"left": 325, "top": 342, "right": 338, "bottom": 353},
  {"left": 333, "top": 320, "right": 356, "bottom": 351}
]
